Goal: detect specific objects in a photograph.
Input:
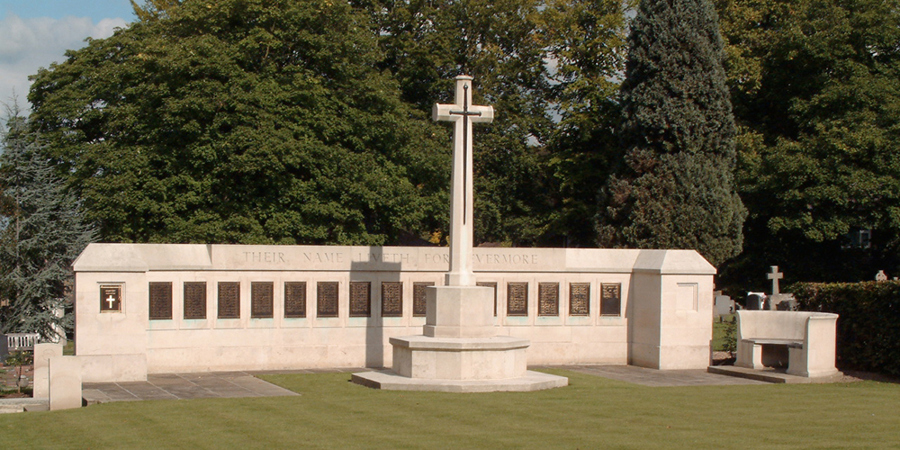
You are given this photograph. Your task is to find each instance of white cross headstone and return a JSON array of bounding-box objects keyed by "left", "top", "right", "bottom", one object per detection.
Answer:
[
  {"left": 106, "top": 295, "right": 117, "bottom": 309},
  {"left": 767, "top": 266, "right": 783, "bottom": 295},
  {"left": 433, "top": 75, "right": 494, "bottom": 286}
]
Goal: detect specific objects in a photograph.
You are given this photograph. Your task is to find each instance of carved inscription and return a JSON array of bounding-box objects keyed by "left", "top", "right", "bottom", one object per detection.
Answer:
[
  {"left": 538, "top": 282, "right": 559, "bottom": 316},
  {"left": 317, "top": 282, "right": 339, "bottom": 318},
  {"left": 350, "top": 282, "right": 371, "bottom": 317},
  {"left": 354, "top": 252, "right": 412, "bottom": 263},
  {"left": 477, "top": 282, "right": 498, "bottom": 317},
  {"left": 217, "top": 282, "right": 240, "bottom": 319},
  {"left": 507, "top": 282, "right": 528, "bottom": 316},
  {"left": 184, "top": 282, "right": 207, "bottom": 320},
  {"left": 100, "top": 285, "right": 122, "bottom": 312},
  {"left": 149, "top": 282, "right": 172, "bottom": 320},
  {"left": 381, "top": 282, "right": 403, "bottom": 317},
  {"left": 284, "top": 282, "right": 307, "bottom": 318},
  {"left": 601, "top": 283, "right": 622, "bottom": 317},
  {"left": 569, "top": 283, "right": 590, "bottom": 316},
  {"left": 473, "top": 254, "right": 539, "bottom": 265},
  {"left": 251, "top": 282, "right": 274, "bottom": 318},
  {"left": 413, "top": 282, "right": 434, "bottom": 317},
  {"left": 243, "top": 251, "right": 287, "bottom": 263}
]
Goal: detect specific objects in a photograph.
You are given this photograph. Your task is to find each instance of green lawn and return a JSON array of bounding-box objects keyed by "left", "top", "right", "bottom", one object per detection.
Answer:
[{"left": 1, "top": 369, "right": 897, "bottom": 449}]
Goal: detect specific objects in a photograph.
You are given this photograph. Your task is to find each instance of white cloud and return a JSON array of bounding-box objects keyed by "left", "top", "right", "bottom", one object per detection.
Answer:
[{"left": 0, "top": 14, "right": 128, "bottom": 111}]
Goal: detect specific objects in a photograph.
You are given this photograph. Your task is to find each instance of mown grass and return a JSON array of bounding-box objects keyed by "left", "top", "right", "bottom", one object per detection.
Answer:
[{"left": 1, "top": 369, "right": 897, "bottom": 449}]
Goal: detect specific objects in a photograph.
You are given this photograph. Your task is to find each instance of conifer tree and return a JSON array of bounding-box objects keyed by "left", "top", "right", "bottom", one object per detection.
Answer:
[
  {"left": 597, "top": 0, "right": 746, "bottom": 266},
  {"left": 0, "top": 106, "right": 96, "bottom": 340}
]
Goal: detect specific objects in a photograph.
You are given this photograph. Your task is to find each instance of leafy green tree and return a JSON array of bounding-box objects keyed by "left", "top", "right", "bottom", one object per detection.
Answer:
[
  {"left": 716, "top": 0, "right": 900, "bottom": 284},
  {"left": 29, "top": 0, "right": 449, "bottom": 246},
  {"left": 359, "top": 0, "right": 559, "bottom": 245},
  {"left": 543, "top": 0, "right": 632, "bottom": 247},
  {"left": 598, "top": 0, "right": 746, "bottom": 266},
  {"left": 0, "top": 106, "right": 96, "bottom": 340}
]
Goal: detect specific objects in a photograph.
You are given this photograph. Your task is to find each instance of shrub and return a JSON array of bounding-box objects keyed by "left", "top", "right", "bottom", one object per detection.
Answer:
[{"left": 793, "top": 281, "right": 900, "bottom": 377}]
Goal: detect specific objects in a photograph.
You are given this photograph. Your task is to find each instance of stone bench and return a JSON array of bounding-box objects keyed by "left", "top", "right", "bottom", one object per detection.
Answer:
[{"left": 735, "top": 311, "right": 838, "bottom": 377}]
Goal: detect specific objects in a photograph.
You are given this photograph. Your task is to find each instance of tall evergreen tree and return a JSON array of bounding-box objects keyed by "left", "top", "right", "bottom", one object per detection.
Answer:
[
  {"left": 597, "top": 0, "right": 746, "bottom": 266},
  {"left": 0, "top": 106, "right": 96, "bottom": 340}
]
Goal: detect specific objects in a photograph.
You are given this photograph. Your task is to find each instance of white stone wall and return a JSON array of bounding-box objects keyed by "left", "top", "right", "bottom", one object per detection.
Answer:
[{"left": 74, "top": 244, "right": 715, "bottom": 381}]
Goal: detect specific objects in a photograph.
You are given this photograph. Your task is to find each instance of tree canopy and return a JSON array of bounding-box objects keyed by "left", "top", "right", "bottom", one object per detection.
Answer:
[
  {"left": 716, "top": 0, "right": 900, "bottom": 284},
  {"left": 29, "top": 0, "right": 450, "bottom": 245}
]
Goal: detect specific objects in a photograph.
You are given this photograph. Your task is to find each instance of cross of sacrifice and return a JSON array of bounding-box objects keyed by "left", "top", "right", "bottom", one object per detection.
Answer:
[
  {"left": 767, "top": 266, "right": 783, "bottom": 295},
  {"left": 106, "top": 294, "right": 117, "bottom": 309},
  {"left": 433, "top": 75, "right": 494, "bottom": 286}
]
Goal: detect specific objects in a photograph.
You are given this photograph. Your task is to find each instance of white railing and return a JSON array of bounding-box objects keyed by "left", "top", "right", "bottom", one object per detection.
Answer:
[{"left": 1, "top": 332, "right": 40, "bottom": 358}]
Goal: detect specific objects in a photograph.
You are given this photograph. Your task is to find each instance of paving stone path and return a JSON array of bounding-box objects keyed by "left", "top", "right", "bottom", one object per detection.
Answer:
[{"left": 543, "top": 365, "right": 767, "bottom": 386}]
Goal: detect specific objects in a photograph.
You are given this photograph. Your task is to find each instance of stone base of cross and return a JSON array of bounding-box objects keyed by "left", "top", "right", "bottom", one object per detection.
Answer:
[{"left": 433, "top": 75, "right": 493, "bottom": 286}]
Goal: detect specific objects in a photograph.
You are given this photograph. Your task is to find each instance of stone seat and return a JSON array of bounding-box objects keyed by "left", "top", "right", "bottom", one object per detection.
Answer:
[
  {"left": 735, "top": 310, "right": 838, "bottom": 378},
  {"left": 741, "top": 338, "right": 803, "bottom": 349}
]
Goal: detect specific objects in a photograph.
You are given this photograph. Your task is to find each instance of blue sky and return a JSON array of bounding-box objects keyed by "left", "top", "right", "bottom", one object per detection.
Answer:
[
  {"left": 0, "top": 1, "right": 136, "bottom": 111},
  {"left": 0, "top": 0, "right": 135, "bottom": 21}
]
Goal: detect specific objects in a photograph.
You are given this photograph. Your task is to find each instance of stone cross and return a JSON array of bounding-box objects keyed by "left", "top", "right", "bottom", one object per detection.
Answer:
[
  {"left": 433, "top": 75, "right": 494, "bottom": 286},
  {"left": 106, "top": 294, "right": 117, "bottom": 309},
  {"left": 767, "top": 266, "right": 783, "bottom": 295}
]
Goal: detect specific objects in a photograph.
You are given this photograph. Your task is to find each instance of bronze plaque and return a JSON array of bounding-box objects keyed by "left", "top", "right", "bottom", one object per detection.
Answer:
[
  {"left": 477, "top": 282, "right": 498, "bottom": 316},
  {"left": 100, "top": 285, "right": 122, "bottom": 312},
  {"left": 601, "top": 283, "right": 622, "bottom": 316},
  {"left": 149, "top": 282, "right": 172, "bottom": 320},
  {"left": 184, "top": 282, "right": 207, "bottom": 319},
  {"left": 251, "top": 282, "right": 274, "bottom": 318},
  {"left": 413, "top": 282, "right": 434, "bottom": 317},
  {"left": 317, "top": 282, "right": 339, "bottom": 318},
  {"left": 569, "top": 283, "right": 590, "bottom": 316},
  {"left": 507, "top": 282, "right": 528, "bottom": 316},
  {"left": 350, "top": 282, "right": 371, "bottom": 317},
  {"left": 217, "top": 282, "right": 240, "bottom": 319},
  {"left": 538, "top": 282, "right": 559, "bottom": 316},
  {"left": 381, "top": 282, "right": 403, "bottom": 317},
  {"left": 284, "top": 282, "right": 307, "bottom": 318}
]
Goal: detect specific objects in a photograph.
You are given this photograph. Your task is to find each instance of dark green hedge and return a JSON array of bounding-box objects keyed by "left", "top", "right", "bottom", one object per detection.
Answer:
[{"left": 793, "top": 281, "right": 900, "bottom": 377}]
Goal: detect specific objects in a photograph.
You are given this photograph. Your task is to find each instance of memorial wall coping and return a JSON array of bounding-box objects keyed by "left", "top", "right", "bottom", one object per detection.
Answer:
[{"left": 73, "top": 244, "right": 715, "bottom": 275}]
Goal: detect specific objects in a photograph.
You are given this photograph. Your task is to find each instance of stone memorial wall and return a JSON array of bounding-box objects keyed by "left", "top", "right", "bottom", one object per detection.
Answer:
[{"left": 73, "top": 244, "right": 716, "bottom": 382}]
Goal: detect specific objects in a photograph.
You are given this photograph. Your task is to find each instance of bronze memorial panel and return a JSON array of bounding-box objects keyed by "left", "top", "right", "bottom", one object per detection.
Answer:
[
  {"left": 183, "top": 282, "right": 207, "bottom": 319},
  {"left": 251, "top": 282, "right": 274, "bottom": 318},
  {"left": 507, "top": 282, "right": 528, "bottom": 316},
  {"left": 569, "top": 283, "right": 590, "bottom": 316},
  {"left": 413, "top": 282, "right": 434, "bottom": 317},
  {"left": 538, "top": 282, "right": 559, "bottom": 316},
  {"left": 317, "top": 282, "right": 339, "bottom": 318},
  {"left": 217, "top": 282, "right": 240, "bottom": 319},
  {"left": 350, "top": 282, "right": 371, "bottom": 317},
  {"left": 381, "top": 282, "right": 403, "bottom": 317},
  {"left": 149, "top": 282, "right": 172, "bottom": 320},
  {"left": 100, "top": 285, "right": 122, "bottom": 312},
  {"left": 601, "top": 283, "right": 622, "bottom": 316},
  {"left": 284, "top": 282, "right": 307, "bottom": 318}
]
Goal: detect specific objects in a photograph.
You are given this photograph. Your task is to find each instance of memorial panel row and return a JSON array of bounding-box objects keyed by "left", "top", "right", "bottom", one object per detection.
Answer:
[{"left": 143, "top": 280, "right": 622, "bottom": 320}]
